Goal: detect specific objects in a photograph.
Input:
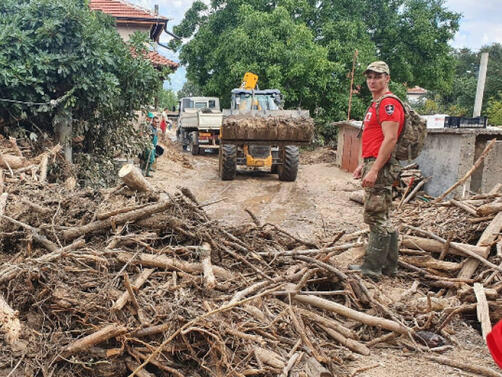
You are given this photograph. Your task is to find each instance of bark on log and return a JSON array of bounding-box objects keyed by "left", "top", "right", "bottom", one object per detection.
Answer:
[
  {"left": 119, "top": 164, "right": 153, "bottom": 192},
  {"left": 450, "top": 199, "right": 479, "bottom": 216},
  {"left": 0, "top": 153, "right": 25, "bottom": 169},
  {"left": 458, "top": 212, "right": 502, "bottom": 280},
  {"left": 478, "top": 202, "right": 502, "bottom": 217},
  {"left": 296, "top": 307, "right": 357, "bottom": 340},
  {"left": 200, "top": 242, "right": 216, "bottom": 289},
  {"left": 474, "top": 283, "right": 492, "bottom": 342},
  {"left": 0, "top": 294, "right": 22, "bottom": 347},
  {"left": 97, "top": 203, "right": 149, "bottom": 220},
  {"left": 319, "top": 325, "right": 370, "bottom": 355},
  {"left": 286, "top": 286, "right": 411, "bottom": 335},
  {"left": 116, "top": 252, "right": 234, "bottom": 280},
  {"left": 402, "top": 236, "right": 487, "bottom": 258},
  {"left": 1, "top": 214, "right": 59, "bottom": 252},
  {"left": 62, "top": 200, "right": 171, "bottom": 240},
  {"left": 304, "top": 356, "right": 332, "bottom": 377},
  {"left": 63, "top": 324, "right": 127, "bottom": 356},
  {"left": 112, "top": 269, "right": 154, "bottom": 312}
]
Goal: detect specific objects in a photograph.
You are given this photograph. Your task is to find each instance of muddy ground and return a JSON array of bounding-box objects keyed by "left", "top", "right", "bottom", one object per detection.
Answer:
[{"left": 147, "top": 131, "right": 498, "bottom": 377}]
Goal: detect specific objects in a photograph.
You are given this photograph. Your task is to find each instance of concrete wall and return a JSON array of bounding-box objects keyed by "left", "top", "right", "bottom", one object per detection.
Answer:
[
  {"left": 481, "top": 140, "right": 502, "bottom": 193},
  {"left": 415, "top": 133, "right": 475, "bottom": 197}
]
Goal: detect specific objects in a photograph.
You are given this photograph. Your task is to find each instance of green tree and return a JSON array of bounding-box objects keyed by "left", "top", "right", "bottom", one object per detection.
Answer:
[
  {"left": 172, "top": 0, "right": 459, "bottom": 135},
  {"left": 157, "top": 89, "right": 178, "bottom": 111},
  {"left": 0, "top": 0, "right": 165, "bottom": 186},
  {"left": 178, "top": 80, "right": 204, "bottom": 98},
  {"left": 487, "top": 94, "right": 502, "bottom": 126}
]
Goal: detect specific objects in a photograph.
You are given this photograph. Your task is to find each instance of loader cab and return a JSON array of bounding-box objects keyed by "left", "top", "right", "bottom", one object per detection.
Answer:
[{"left": 231, "top": 89, "right": 283, "bottom": 112}]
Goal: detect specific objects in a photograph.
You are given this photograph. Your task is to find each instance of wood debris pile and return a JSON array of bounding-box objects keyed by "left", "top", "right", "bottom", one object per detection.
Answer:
[{"left": 1, "top": 141, "right": 502, "bottom": 377}]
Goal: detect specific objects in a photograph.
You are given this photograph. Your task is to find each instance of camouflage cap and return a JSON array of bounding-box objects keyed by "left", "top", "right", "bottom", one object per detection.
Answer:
[{"left": 364, "top": 61, "right": 390, "bottom": 75}]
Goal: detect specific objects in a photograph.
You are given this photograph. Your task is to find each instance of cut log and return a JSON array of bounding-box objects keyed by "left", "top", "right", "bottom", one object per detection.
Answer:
[
  {"left": 116, "top": 252, "right": 234, "bottom": 280},
  {"left": 319, "top": 325, "right": 370, "bottom": 355},
  {"left": 0, "top": 153, "right": 26, "bottom": 169},
  {"left": 458, "top": 212, "right": 502, "bottom": 279},
  {"left": 474, "top": 283, "right": 492, "bottom": 342},
  {"left": 0, "top": 294, "right": 22, "bottom": 347},
  {"left": 112, "top": 269, "right": 154, "bottom": 312},
  {"left": 478, "top": 202, "right": 502, "bottom": 217},
  {"left": 304, "top": 356, "right": 332, "bottom": 377},
  {"left": 450, "top": 199, "right": 478, "bottom": 216},
  {"left": 63, "top": 324, "right": 127, "bottom": 356},
  {"left": 62, "top": 200, "right": 171, "bottom": 240},
  {"left": 286, "top": 286, "right": 411, "bottom": 335},
  {"left": 200, "top": 242, "right": 216, "bottom": 289},
  {"left": 119, "top": 164, "right": 153, "bottom": 192},
  {"left": 402, "top": 236, "right": 487, "bottom": 258}
]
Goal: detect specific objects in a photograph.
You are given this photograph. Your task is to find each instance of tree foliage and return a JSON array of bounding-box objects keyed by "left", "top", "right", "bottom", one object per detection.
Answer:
[
  {"left": 157, "top": 88, "right": 178, "bottom": 111},
  {"left": 171, "top": 0, "right": 459, "bottom": 142},
  {"left": 0, "top": 0, "right": 165, "bottom": 185}
]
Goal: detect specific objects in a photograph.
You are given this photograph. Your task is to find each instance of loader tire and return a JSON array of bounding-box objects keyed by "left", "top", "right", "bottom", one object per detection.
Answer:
[
  {"left": 278, "top": 146, "right": 299, "bottom": 182},
  {"left": 219, "top": 144, "right": 236, "bottom": 180},
  {"left": 190, "top": 131, "right": 199, "bottom": 155}
]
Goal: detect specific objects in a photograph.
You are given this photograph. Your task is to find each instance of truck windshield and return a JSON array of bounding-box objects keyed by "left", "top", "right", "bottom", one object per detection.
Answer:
[
  {"left": 195, "top": 102, "right": 207, "bottom": 109},
  {"left": 234, "top": 94, "right": 279, "bottom": 111}
]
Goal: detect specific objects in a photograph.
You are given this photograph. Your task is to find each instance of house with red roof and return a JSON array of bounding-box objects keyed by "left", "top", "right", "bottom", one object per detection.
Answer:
[
  {"left": 407, "top": 86, "right": 427, "bottom": 105},
  {"left": 89, "top": 0, "right": 178, "bottom": 71}
]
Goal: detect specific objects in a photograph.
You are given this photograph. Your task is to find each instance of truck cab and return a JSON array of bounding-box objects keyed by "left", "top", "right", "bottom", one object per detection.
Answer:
[{"left": 177, "top": 97, "right": 223, "bottom": 155}]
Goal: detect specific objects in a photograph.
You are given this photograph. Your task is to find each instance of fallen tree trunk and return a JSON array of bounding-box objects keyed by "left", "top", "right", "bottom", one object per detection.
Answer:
[
  {"left": 402, "top": 236, "right": 487, "bottom": 258},
  {"left": 319, "top": 325, "right": 370, "bottom": 355},
  {"left": 200, "top": 242, "right": 216, "bottom": 289},
  {"left": 119, "top": 164, "right": 153, "bottom": 192},
  {"left": 116, "top": 252, "right": 234, "bottom": 280},
  {"left": 478, "top": 202, "right": 502, "bottom": 217},
  {"left": 62, "top": 200, "right": 171, "bottom": 240}
]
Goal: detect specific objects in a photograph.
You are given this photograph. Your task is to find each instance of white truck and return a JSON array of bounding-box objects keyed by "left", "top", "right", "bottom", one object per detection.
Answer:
[{"left": 176, "top": 96, "right": 223, "bottom": 155}]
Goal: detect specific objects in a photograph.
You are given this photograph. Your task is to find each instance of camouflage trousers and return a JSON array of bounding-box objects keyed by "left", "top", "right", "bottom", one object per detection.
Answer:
[{"left": 363, "top": 157, "right": 401, "bottom": 234}]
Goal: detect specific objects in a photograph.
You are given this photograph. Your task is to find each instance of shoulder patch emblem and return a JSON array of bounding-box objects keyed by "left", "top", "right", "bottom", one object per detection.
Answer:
[{"left": 385, "top": 104, "right": 394, "bottom": 115}]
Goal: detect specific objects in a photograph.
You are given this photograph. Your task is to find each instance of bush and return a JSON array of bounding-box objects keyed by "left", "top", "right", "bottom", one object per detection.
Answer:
[
  {"left": 487, "top": 94, "right": 502, "bottom": 126},
  {"left": 0, "top": 0, "right": 166, "bottom": 186}
]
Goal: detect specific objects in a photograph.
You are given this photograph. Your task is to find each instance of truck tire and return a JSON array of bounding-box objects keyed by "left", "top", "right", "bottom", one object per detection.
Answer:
[
  {"left": 278, "top": 146, "right": 299, "bottom": 182},
  {"left": 219, "top": 144, "right": 236, "bottom": 180},
  {"left": 190, "top": 131, "right": 199, "bottom": 155}
]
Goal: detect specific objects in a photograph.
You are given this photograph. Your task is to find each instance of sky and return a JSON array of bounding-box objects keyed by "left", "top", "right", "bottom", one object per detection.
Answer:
[{"left": 129, "top": 0, "right": 502, "bottom": 92}]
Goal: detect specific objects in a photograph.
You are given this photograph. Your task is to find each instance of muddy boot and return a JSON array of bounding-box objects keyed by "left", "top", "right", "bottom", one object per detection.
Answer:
[
  {"left": 349, "top": 231, "right": 391, "bottom": 281},
  {"left": 382, "top": 231, "right": 399, "bottom": 277}
]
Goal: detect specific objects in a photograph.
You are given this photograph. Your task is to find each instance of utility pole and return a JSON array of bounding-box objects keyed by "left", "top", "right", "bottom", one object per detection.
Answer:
[
  {"left": 347, "top": 50, "right": 358, "bottom": 121},
  {"left": 473, "top": 52, "right": 489, "bottom": 118}
]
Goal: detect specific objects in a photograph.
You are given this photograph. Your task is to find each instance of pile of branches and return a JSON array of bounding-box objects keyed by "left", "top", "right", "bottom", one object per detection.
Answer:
[{"left": 1, "top": 145, "right": 502, "bottom": 377}]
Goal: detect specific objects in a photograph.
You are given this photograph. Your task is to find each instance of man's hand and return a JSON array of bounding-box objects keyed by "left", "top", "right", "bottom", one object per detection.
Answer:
[
  {"left": 353, "top": 164, "right": 363, "bottom": 179},
  {"left": 362, "top": 168, "right": 378, "bottom": 187}
]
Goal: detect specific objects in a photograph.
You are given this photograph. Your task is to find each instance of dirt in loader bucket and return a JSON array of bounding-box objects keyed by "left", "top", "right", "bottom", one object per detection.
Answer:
[{"left": 221, "top": 115, "right": 314, "bottom": 142}]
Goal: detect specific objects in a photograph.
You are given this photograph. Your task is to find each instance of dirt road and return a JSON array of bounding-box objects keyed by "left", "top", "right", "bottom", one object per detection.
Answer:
[{"left": 152, "top": 140, "right": 362, "bottom": 241}]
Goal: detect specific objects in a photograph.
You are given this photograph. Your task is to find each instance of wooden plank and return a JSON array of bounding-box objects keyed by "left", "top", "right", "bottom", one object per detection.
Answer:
[
  {"left": 458, "top": 212, "right": 502, "bottom": 279},
  {"left": 473, "top": 283, "right": 492, "bottom": 342}
]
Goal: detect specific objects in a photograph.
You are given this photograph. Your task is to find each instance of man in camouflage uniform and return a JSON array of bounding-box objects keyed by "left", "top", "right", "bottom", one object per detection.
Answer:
[{"left": 349, "top": 61, "right": 404, "bottom": 280}]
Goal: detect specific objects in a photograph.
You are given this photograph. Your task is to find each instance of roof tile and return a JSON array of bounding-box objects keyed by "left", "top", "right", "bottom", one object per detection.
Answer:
[{"left": 89, "top": 0, "right": 167, "bottom": 21}]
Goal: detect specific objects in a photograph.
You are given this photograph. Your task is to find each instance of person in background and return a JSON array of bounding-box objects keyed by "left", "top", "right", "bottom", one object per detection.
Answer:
[
  {"left": 160, "top": 108, "right": 168, "bottom": 142},
  {"left": 139, "top": 112, "right": 157, "bottom": 177}
]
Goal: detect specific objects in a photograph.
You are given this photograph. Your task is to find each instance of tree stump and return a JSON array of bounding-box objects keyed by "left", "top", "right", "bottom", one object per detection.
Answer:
[{"left": 119, "top": 164, "right": 153, "bottom": 192}]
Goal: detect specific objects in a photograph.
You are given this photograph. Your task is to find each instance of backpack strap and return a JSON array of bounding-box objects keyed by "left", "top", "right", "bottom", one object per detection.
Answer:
[{"left": 374, "top": 94, "right": 407, "bottom": 125}]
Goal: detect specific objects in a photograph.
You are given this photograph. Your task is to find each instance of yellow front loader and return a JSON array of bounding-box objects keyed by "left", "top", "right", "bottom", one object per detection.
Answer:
[{"left": 219, "top": 73, "right": 313, "bottom": 181}]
